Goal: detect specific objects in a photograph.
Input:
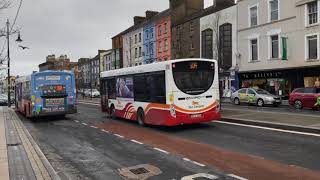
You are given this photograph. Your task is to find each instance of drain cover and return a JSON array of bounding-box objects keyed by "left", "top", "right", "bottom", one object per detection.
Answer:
[
  {"left": 118, "top": 164, "right": 161, "bottom": 180},
  {"left": 130, "top": 167, "right": 149, "bottom": 175}
]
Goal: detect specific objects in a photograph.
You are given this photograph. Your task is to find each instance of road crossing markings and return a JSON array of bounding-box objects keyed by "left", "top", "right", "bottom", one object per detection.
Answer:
[
  {"left": 90, "top": 126, "right": 98, "bottom": 129},
  {"left": 130, "top": 139, "right": 144, "bottom": 145},
  {"left": 114, "top": 134, "right": 124, "bottom": 138},
  {"left": 216, "top": 121, "right": 320, "bottom": 137},
  {"left": 227, "top": 174, "right": 248, "bottom": 180},
  {"left": 74, "top": 120, "right": 79, "bottom": 123},
  {"left": 153, "top": 148, "right": 169, "bottom": 154},
  {"left": 182, "top": 158, "right": 205, "bottom": 167},
  {"left": 81, "top": 123, "right": 88, "bottom": 126}
]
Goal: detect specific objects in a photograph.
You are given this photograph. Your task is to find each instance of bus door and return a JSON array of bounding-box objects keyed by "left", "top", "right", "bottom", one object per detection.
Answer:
[{"left": 100, "top": 79, "right": 108, "bottom": 112}]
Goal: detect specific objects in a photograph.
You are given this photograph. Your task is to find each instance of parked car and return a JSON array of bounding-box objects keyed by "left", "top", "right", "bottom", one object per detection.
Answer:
[
  {"left": 0, "top": 94, "right": 8, "bottom": 106},
  {"left": 289, "top": 87, "right": 320, "bottom": 109},
  {"left": 84, "top": 89, "right": 100, "bottom": 98},
  {"left": 231, "top": 88, "right": 282, "bottom": 107}
]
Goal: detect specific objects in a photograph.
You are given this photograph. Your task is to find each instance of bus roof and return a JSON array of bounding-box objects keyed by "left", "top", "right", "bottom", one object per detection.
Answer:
[
  {"left": 101, "top": 58, "right": 217, "bottom": 78},
  {"left": 15, "top": 70, "right": 74, "bottom": 83}
]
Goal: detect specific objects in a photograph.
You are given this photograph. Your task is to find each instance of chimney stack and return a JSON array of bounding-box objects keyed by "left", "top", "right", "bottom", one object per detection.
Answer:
[
  {"left": 146, "top": 11, "right": 159, "bottom": 20},
  {"left": 133, "top": 16, "right": 146, "bottom": 25}
]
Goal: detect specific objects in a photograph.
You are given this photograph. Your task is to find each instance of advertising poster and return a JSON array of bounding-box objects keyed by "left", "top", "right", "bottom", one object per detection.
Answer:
[{"left": 116, "top": 77, "right": 134, "bottom": 99}]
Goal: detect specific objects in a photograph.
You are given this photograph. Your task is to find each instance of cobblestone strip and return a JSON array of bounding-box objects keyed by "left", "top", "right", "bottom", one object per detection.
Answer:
[
  {"left": 10, "top": 109, "right": 60, "bottom": 180},
  {"left": 0, "top": 108, "right": 9, "bottom": 180}
]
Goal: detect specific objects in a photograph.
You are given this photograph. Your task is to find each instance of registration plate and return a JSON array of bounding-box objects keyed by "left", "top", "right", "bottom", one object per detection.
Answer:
[
  {"left": 45, "top": 98, "right": 64, "bottom": 106},
  {"left": 190, "top": 114, "right": 203, "bottom": 119}
]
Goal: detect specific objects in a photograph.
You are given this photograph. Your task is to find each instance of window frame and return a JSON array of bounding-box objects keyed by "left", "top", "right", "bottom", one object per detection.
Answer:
[
  {"left": 305, "top": 0, "right": 320, "bottom": 27},
  {"left": 305, "top": 33, "right": 320, "bottom": 60},
  {"left": 249, "top": 36, "right": 259, "bottom": 62},
  {"left": 268, "top": 0, "right": 280, "bottom": 22},
  {"left": 248, "top": 4, "right": 259, "bottom": 27}
]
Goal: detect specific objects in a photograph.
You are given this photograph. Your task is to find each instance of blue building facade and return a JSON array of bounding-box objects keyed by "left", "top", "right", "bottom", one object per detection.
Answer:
[{"left": 143, "top": 23, "right": 156, "bottom": 64}]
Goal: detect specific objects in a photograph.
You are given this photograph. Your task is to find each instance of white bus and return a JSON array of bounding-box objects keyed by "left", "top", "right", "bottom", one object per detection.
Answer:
[{"left": 100, "top": 59, "right": 220, "bottom": 126}]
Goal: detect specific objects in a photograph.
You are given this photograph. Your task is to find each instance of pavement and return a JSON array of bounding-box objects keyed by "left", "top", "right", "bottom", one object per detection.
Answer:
[
  {"left": 0, "top": 107, "right": 59, "bottom": 180},
  {"left": 222, "top": 103, "right": 320, "bottom": 134}
]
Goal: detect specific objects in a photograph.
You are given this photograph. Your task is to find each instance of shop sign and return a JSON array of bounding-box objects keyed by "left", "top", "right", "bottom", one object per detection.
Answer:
[{"left": 241, "top": 71, "right": 282, "bottom": 79}]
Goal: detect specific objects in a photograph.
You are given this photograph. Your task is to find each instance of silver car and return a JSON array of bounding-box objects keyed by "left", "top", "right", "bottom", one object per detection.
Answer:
[{"left": 231, "top": 88, "right": 282, "bottom": 107}]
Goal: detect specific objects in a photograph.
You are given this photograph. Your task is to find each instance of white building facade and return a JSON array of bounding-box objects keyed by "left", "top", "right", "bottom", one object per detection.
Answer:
[
  {"left": 122, "top": 27, "right": 144, "bottom": 67},
  {"left": 200, "top": 5, "right": 238, "bottom": 97},
  {"left": 237, "top": 0, "right": 320, "bottom": 98}
]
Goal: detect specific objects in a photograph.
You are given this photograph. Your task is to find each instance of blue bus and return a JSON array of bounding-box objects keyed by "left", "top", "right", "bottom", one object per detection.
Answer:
[{"left": 15, "top": 71, "right": 77, "bottom": 118}]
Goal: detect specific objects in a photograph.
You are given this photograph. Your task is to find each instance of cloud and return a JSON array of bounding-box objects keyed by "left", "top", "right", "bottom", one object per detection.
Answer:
[{"left": 1, "top": 0, "right": 168, "bottom": 76}]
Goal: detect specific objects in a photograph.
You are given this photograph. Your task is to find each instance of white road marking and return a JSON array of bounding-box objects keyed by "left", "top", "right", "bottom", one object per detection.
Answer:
[
  {"left": 215, "top": 121, "right": 320, "bottom": 137},
  {"left": 227, "top": 174, "right": 248, "bottom": 180},
  {"left": 77, "top": 101, "right": 100, "bottom": 106},
  {"left": 74, "top": 120, "right": 79, "bottom": 123},
  {"left": 114, "top": 134, "right": 124, "bottom": 138},
  {"left": 153, "top": 148, "right": 169, "bottom": 154},
  {"left": 130, "top": 139, "right": 144, "bottom": 145},
  {"left": 181, "top": 173, "right": 219, "bottom": 180},
  {"left": 81, "top": 123, "right": 88, "bottom": 126},
  {"left": 101, "top": 129, "right": 109, "bottom": 133},
  {"left": 182, "top": 158, "right": 205, "bottom": 167}
]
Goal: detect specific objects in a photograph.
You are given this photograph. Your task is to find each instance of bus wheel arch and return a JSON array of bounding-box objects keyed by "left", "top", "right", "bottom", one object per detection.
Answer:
[{"left": 137, "top": 108, "right": 145, "bottom": 126}]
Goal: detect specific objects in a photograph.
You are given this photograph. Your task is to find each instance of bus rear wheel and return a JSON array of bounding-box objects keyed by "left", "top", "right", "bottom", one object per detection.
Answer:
[{"left": 137, "top": 109, "right": 145, "bottom": 126}]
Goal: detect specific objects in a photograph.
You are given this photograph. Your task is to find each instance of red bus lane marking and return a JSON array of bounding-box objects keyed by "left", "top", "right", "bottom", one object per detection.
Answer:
[{"left": 96, "top": 121, "right": 320, "bottom": 180}]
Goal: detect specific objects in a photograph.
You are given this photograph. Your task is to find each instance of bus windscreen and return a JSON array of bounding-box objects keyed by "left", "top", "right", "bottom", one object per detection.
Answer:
[{"left": 172, "top": 61, "right": 215, "bottom": 95}]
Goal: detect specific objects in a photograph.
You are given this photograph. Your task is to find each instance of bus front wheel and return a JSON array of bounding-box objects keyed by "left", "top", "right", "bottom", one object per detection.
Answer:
[
  {"left": 137, "top": 109, "right": 145, "bottom": 126},
  {"left": 110, "top": 105, "right": 116, "bottom": 119}
]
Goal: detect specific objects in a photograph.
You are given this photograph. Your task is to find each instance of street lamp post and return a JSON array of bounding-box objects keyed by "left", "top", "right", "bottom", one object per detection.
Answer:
[
  {"left": 5, "top": 19, "right": 23, "bottom": 107},
  {"left": 6, "top": 19, "right": 11, "bottom": 107}
]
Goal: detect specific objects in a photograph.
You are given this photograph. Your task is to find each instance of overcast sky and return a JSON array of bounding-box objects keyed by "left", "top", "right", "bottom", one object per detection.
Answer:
[{"left": 0, "top": 0, "right": 212, "bottom": 76}]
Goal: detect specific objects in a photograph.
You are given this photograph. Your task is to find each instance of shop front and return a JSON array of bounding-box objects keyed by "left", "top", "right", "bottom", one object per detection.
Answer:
[{"left": 239, "top": 66, "right": 320, "bottom": 99}]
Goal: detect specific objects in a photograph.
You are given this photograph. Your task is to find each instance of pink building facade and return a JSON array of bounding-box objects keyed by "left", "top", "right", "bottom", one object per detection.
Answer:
[{"left": 156, "top": 15, "right": 171, "bottom": 62}]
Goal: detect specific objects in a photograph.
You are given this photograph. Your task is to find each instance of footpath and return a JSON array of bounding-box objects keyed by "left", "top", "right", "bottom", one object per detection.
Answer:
[
  {"left": 0, "top": 107, "right": 60, "bottom": 180},
  {"left": 222, "top": 104, "right": 320, "bottom": 134}
]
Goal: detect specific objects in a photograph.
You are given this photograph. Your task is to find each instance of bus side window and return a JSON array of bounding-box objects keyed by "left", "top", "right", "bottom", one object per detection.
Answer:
[
  {"left": 134, "top": 74, "right": 146, "bottom": 102},
  {"left": 134, "top": 71, "right": 166, "bottom": 104}
]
